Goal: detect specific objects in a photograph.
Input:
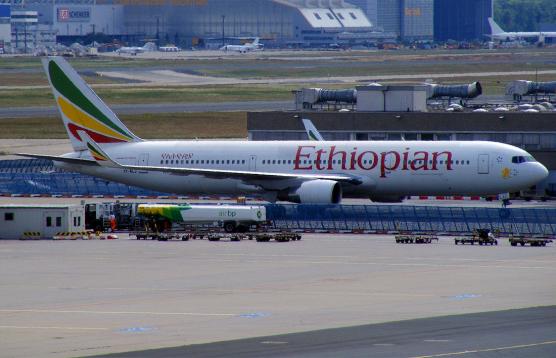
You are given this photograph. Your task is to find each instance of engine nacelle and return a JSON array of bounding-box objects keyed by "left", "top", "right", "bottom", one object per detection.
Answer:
[{"left": 279, "top": 180, "right": 342, "bottom": 204}]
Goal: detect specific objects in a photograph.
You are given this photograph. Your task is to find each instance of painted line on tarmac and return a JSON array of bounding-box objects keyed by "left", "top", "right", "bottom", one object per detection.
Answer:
[
  {"left": 212, "top": 253, "right": 556, "bottom": 265},
  {"left": 0, "top": 309, "right": 238, "bottom": 317},
  {"left": 0, "top": 325, "right": 109, "bottom": 331},
  {"left": 193, "top": 257, "right": 556, "bottom": 271},
  {"left": 410, "top": 339, "right": 556, "bottom": 357}
]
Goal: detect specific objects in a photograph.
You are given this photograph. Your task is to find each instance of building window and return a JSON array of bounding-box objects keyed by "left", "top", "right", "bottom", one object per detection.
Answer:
[
  {"left": 337, "top": 13, "right": 344, "bottom": 20},
  {"left": 46, "top": 217, "right": 52, "bottom": 227},
  {"left": 56, "top": 217, "right": 62, "bottom": 227},
  {"left": 314, "top": 13, "right": 322, "bottom": 20},
  {"left": 349, "top": 12, "right": 357, "bottom": 19},
  {"left": 326, "top": 13, "right": 334, "bottom": 20},
  {"left": 4, "top": 212, "right": 14, "bottom": 221},
  {"left": 73, "top": 217, "right": 77, "bottom": 226},
  {"left": 78, "top": 217, "right": 81, "bottom": 226}
]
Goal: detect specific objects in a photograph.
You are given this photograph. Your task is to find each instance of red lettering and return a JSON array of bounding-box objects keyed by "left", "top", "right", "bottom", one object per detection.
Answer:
[
  {"left": 432, "top": 151, "right": 453, "bottom": 170},
  {"left": 380, "top": 151, "right": 401, "bottom": 178},
  {"left": 357, "top": 151, "right": 378, "bottom": 170},
  {"left": 349, "top": 147, "right": 358, "bottom": 170},
  {"left": 294, "top": 145, "right": 314, "bottom": 170},
  {"left": 411, "top": 151, "right": 429, "bottom": 171},
  {"left": 315, "top": 149, "right": 327, "bottom": 170},
  {"left": 402, "top": 150, "right": 410, "bottom": 170},
  {"left": 327, "top": 146, "right": 347, "bottom": 170}
]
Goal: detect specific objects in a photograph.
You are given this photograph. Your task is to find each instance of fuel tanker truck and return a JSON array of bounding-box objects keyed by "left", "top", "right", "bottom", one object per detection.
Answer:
[{"left": 137, "top": 204, "right": 266, "bottom": 233}]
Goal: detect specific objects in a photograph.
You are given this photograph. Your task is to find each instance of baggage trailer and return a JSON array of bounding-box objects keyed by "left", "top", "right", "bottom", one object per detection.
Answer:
[
  {"left": 455, "top": 229, "right": 498, "bottom": 246},
  {"left": 395, "top": 234, "right": 438, "bottom": 244},
  {"left": 129, "top": 225, "right": 302, "bottom": 243},
  {"left": 509, "top": 235, "right": 553, "bottom": 247}
]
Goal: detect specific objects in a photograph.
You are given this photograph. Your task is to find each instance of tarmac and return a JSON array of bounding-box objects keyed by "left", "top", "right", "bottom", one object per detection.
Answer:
[
  {"left": 1, "top": 234, "right": 555, "bottom": 357},
  {"left": 98, "top": 306, "right": 556, "bottom": 358}
]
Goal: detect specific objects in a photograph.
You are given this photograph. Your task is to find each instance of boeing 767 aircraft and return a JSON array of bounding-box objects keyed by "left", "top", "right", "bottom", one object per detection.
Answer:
[{"left": 18, "top": 57, "right": 548, "bottom": 203}]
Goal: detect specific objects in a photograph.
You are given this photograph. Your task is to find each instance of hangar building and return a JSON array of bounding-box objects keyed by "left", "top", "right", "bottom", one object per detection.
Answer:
[
  {"left": 4, "top": 0, "right": 390, "bottom": 48},
  {"left": 434, "top": 0, "right": 493, "bottom": 41}
]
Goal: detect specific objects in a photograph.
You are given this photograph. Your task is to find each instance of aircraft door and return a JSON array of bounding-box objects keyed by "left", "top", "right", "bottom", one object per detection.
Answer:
[
  {"left": 478, "top": 154, "right": 489, "bottom": 174},
  {"left": 249, "top": 155, "right": 257, "bottom": 171},
  {"left": 137, "top": 153, "right": 149, "bottom": 166}
]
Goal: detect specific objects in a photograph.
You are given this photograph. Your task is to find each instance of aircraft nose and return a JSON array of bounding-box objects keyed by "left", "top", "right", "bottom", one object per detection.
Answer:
[{"left": 534, "top": 162, "right": 549, "bottom": 183}]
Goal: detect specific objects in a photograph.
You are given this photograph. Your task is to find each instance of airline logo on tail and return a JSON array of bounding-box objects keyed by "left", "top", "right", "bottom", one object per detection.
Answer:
[{"left": 44, "top": 57, "right": 141, "bottom": 150}]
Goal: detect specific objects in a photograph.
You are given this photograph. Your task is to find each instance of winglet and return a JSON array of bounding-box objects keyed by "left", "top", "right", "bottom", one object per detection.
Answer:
[
  {"left": 79, "top": 131, "right": 121, "bottom": 168},
  {"left": 301, "top": 118, "right": 325, "bottom": 141}
]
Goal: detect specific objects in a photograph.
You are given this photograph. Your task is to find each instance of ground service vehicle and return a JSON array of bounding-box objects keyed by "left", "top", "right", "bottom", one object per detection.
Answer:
[{"left": 137, "top": 204, "right": 266, "bottom": 233}]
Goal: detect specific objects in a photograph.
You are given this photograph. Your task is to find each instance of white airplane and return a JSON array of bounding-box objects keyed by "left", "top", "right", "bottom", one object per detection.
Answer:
[
  {"left": 116, "top": 42, "right": 156, "bottom": 55},
  {"left": 220, "top": 38, "right": 262, "bottom": 53},
  {"left": 159, "top": 45, "right": 180, "bottom": 52},
  {"left": 18, "top": 57, "right": 548, "bottom": 203},
  {"left": 488, "top": 17, "right": 556, "bottom": 42}
]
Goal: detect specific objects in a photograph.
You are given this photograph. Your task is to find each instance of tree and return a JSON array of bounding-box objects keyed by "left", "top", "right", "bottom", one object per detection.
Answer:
[{"left": 494, "top": 0, "right": 556, "bottom": 31}]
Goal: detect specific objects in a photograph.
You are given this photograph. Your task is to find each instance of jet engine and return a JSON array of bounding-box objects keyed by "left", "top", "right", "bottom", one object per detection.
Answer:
[{"left": 279, "top": 180, "right": 342, "bottom": 204}]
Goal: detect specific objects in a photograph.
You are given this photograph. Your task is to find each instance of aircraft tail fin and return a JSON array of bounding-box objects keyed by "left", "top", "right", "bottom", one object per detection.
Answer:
[
  {"left": 301, "top": 118, "right": 325, "bottom": 141},
  {"left": 42, "top": 56, "right": 142, "bottom": 152},
  {"left": 488, "top": 17, "right": 504, "bottom": 35},
  {"left": 252, "top": 37, "right": 260, "bottom": 45},
  {"left": 79, "top": 130, "right": 121, "bottom": 168}
]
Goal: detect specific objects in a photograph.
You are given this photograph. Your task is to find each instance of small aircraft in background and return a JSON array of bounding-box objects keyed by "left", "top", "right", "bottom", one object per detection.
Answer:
[
  {"left": 220, "top": 38, "right": 263, "bottom": 53},
  {"left": 116, "top": 42, "right": 156, "bottom": 55}
]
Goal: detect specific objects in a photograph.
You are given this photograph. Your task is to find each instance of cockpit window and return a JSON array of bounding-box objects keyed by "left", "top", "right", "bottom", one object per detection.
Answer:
[{"left": 512, "top": 156, "right": 535, "bottom": 164}]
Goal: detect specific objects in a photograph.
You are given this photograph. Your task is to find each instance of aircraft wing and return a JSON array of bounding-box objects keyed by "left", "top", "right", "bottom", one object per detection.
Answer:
[
  {"left": 80, "top": 131, "right": 362, "bottom": 185},
  {"left": 16, "top": 153, "right": 98, "bottom": 166}
]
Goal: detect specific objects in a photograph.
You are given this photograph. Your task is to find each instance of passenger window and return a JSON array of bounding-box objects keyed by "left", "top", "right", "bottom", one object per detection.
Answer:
[
  {"left": 242, "top": 160, "right": 245, "bottom": 164},
  {"left": 165, "top": 160, "right": 169, "bottom": 164},
  {"left": 160, "top": 160, "right": 163, "bottom": 164},
  {"left": 227, "top": 160, "right": 230, "bottom": 164}
]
